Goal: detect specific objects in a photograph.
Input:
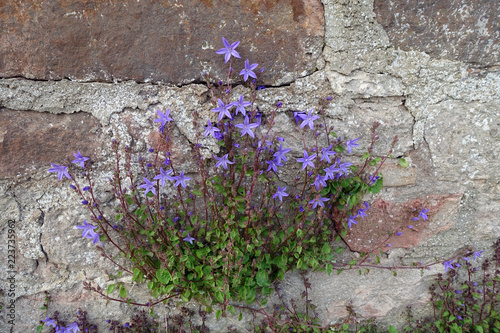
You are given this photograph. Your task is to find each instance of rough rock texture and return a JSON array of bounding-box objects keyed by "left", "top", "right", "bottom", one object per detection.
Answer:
[
  {"left": 0, "top": 0, "right": 324, "bottom": 85},
  {"left": 373, "top": 0, "right": 500, "bottom": 66},
  {"left": 0, "top": 0, "right": 499, "bottom": 331}
]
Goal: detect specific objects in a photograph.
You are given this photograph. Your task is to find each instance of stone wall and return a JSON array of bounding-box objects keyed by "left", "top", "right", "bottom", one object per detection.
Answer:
[{"left": 0, "top": 0, "right": 498, "bottom": 331}]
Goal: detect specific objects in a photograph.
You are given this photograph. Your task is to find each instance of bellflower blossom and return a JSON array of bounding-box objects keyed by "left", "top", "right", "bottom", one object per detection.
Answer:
[
  {"left": 320, "top": 145, "right": 336, "bottom": 163},
  {"left": 273, "top": 186, "right": 289, "bottom": 202},
  {"left": 239, "top": 59, "right": 258, "bottom": 81},
  {"left": 212, "top": 99, "right": 233, "bottom": 121},
  {"left": 298, "top": 110, "right": 321, "bottom": 130},
  {"left": 215, "top": 37, "right": 241, "bottom": 63},
  {"left": 76, "top": 220, "right": 97, "bottom": 238},
  {"left": 347, "top": 214, "right": 358, "bottom": 229},
  {"left": 266, "top": 159, "right": 283, "bottom": 173},
  {"left": 214, "top": 154, "right": 235, "bottom": 169},
  {"left": 273, "top": 144, "right": 291, "bottom": 163},
  {"left": 311, "top": 174, "right": 327, "bottom": 190},
  {"left": 183, "top": 233, "right": 196, "bottom": 245},
  {"left": 346, "top": 138, "right": 359, "bottom": 153},
  {"left": 48, "top": 163, "right": 71, "bottom": 181},
  {"left": 173, "top": 172, "right": 191, "bottom": 188},
  {"left": 413, "top": 207, "right": 430, "bottom": 221},
  {"left": 309, "top": 196, "right": 329, "bottom": 209},
  {"left": 154, "top": 168, "right": 174, "bottom": 187},
  {"left": 297, "top": 150, "right": 317, "bottom": 170},
  {"left": 72, "top": 151, "right": 89, "bottom": 168},
  {"left": 204, "top": 120, "right": 221, "bottom": 138},
  {"left": 232, "top": 94, "right": 252, "bottom": 116},
  {"left": 235, "top": 115, "right": 259, "bottom": 138},
  {"left": 138, "top": 177, "right": 156, "bottom": 197}
]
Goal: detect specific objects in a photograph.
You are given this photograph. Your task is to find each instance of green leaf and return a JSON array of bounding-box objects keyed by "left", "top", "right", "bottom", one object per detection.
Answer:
[
  {"left": 37, "top": 325, "right": 44, "bottom": 333},
  {"left": 326, "top": 263, "right": 333, "bottom": 276},
  {"left": 227, "top": 305, "right": 236, "bottom": 315},
  {"left": 256, "top": 271, "right": 271, "bottom": 287},
  {"left": 322, "top": 243, "right": 332, "bottom": 255},
  {"left": 238, "top": 312, "right": 243, "bottom": 321},
  {"left": 362, "top": 152, "right": 370, "bottom": 160},
  {"left": 119, "top": 285, "right": 127, "bottom": 298},
  {"left": 107, "top": 284, "right": 116, "bottom": 295},
  {"left": 389, "top": 325, "right": 398, "bottom": 333},
  {"left": 156, "top": 267, "right": 172, "bottom": 284},
  {"left": 399, "top": 158, "right": 409, "bottom": 168},
  {"left": 368, "top": 176, "right": 383, "bottom": 194},
  {"left": 216, "top": 310, "right": 222, "bottom": 320}
]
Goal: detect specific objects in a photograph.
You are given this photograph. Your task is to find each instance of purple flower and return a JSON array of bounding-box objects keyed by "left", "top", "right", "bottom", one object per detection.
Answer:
[
  {"left": 215, "top": 37, "right": 241, "bottom": 63},
  {"left": 473, "top": 250, "right": 484, "bottom": 261},
  {"left": 235, "top": 115, "right": 259, "bottom": 138},
  {"left": 138, "top": 177, "right": 156, "bottom": 197},
  {"left": 320, "top": 145, "right": 336, "bottom": 163},
  {"left": 66, "top": 322, "right": 81, "bottom": 333},
  {"left": 183, "top": 233, "right": 195, "bottom": 245},
  {"left": 277, "top": 102, "right": 283, "bottom": 108},
  {"left": 214, "top": 154, "right": 235, "bottom": 170},
  {"left": 239, "top": 59, "right": 258, "bottom": 81},
  {"left": 396, "top": 232, "right": 402, "bottom": 236},
  {"left": 338, "top": 160, "right": 353, "bottom": 176},
  {"left": 232, "top": 94, "right": 252, "bottom": 116},
  {"left": 76, "top": 220, "right": 97, "bottom": 238},
  {"left": 204, "top": 120, "right": 221, "bottom": 138},
  {"left": 273, "top": 144, "right": 291, "bottom": 163},
  {"left": 89, "top": 231, "right": 103, "bottom": 246},
  {"left": 266, "top": 159, "right": 283, "bottom": 173},
  {"left": 298, "top": 110, "right": 321, "bottom": 130},
  {"left": 443, "top": 261, "right": 454, "bottom": 272},
  {"left": 154, "top": 109, "right": 173, "bottom": 129},
  {"left": 369, "top": 175, "right": 380, "bottom": 185},
  {"left": 311, "top": 174, "right": 327, "bottom": 191},
  {"left": 297, "top": 150, "right": 317, "bottom": 170},
  {"left": 211, "top": 99, "right": 233, "bottom": 121},
  {"left": 82, "top": 186, "right": 90, "bottom": 191},
  {"left": 154, "top": 167, "right": 174, "bottom": 187},
  {"left": 293, "top": 112, "right": 307, "bottom": 124},
  {"left": 346, "top": 138, "right": 359, "bottom": 153},
  {"left": 347, "top": 215, "right": 358, "bottom": 229},
  {"left": 214, "top": 131, "right": 224, "bottom": 141},
  {"left": 173, "top": 172, "right": 191, "bottom": 188},
  {"left": 323, "top": 164, "right": 340, "bottom": 180},
  {"left": 273, "top": 186, "right": 289, "bottom": 202},
  {"left": 48, "top": 163, "right": 72, "bottom": 181},
  {"left": 309, "top": 196, "right": 329, "bottom": 209},
  {"left": 418, "top": 207, "right": 430, "bottom": 221},
  {"left": 277, "top": 137, "right": 285, "bottom": 142},
  {"left": 72, "top": 151, "right": 89, "bottom": 168},
  {"left": 81, "top": 200, "right": 89, "bottom": 205},
  {"left": 408, "top": 225, "right": 414, "bottom": 229},
  {"left": 43, "top": 316, "right": 57, "bottom": 327},
  {"left": 457, "top": 315, "right": 463, "bottom": 320}
]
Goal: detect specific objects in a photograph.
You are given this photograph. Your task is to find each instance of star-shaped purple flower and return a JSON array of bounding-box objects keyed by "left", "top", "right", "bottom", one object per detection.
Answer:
[
  {"left": 231, "top": 95, "right": 252, "bottom": 116},
  {"left": 153, "top": 167, "right": 174, "bottom": 187},
  {"left": 173, "top": 172, "right": 191, "bottom": 188},
  {"left": 204, "top": 120, "right": 221, "bottom": 138},
  {"left": 419, "top": 207, "right": 430, "bottom": 220},
  {"left": 443, "top": 261, "right": 454, "bottom": 272},
  {"left": 323, "top": 164, "right": 340, "bottom": 180},
  {"left": 214, "top": 154, "right": 234, "bottom": 170},
  {"left": 43, "top": 316, "right": 57, "bottom": 327},
  {"left": 72, "top": 151, "right": 89, "bottom": 168},
  {"left": 183, "top": 232, "right": 196, "bottom": 245},
  {"left": 473, "top": 250, "right": 484, "bottom": 261},
  {"left": 239, "top": 59, "right": 258, "bottom": 81},
  {"left": 309, "top": 196, "right": 329, "bottom": 209},
  {"left": 138, "top": 177, "right": 156, "bottom": 197},
  {"left": 297, "top": 150, "right": 317, "bottom": 170},
  {"left": 273, "top": 144, "right": 291, "bottom": 163},
  {"left": 66, "top": 322, "right": 81, "bottom": 333},
  {"left": 337, "top": 160, "right": 353, "bottom": 176},
  {"left": 298, "top": 110, "right": 321, "bottom": 130},
  {"left": 273, "top": 186, "right": 289, "bottom": 202},
  {"left": 48, "top": 163, "right": 71, "bottom": 181},
  {"left": 347, "top": 214, "right": 358, "bottom": 229},
  {"left": 320, "top": 145, "right": 336, "bottom": 163},
  {"left": 235, "top": 115, "right": 259, "bottom": 138},
  {"left": 266, "top": 159, "right": 283, "bottom": 173},
  {"left": 89, "top": 231, "right": 103, "bottom": 246},
  {"left": 76, "top": 219, "right": 97, "bottom": 238},
  {"left": 215, "top": 37, "right": 241, "bottom": 63},
  {"left": 211, "top": 99, "right": 233, "bottom": 121},
  {"left": 311, "top": 174, "right": 327, "bottom": 191},
  {"left": 346, "top": 138, "right": 359, "bottom": 153}
]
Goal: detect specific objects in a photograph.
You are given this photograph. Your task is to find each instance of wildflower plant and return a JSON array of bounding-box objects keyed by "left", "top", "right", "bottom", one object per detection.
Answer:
[{"left": 48, "top": 38, "right": 396, "bottom": 316}]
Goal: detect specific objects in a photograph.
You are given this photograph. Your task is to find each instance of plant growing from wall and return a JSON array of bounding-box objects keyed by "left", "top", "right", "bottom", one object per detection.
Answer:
[{"left": 47, "top": 37, "right": 406, "bottom": 325}]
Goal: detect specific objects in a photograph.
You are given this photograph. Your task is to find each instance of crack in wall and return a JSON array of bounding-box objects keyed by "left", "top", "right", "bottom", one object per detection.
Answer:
[{"left": 36, "top": 208, "right": 49, "bottom": 263}]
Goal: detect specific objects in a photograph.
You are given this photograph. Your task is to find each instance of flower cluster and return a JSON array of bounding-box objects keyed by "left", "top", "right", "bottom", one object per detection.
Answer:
[
  {"left": 48, "top": 37, "right": 396, "bottom": 310},
  {"left": 42, "top": 317, "right": 80, "bottom": 333}
]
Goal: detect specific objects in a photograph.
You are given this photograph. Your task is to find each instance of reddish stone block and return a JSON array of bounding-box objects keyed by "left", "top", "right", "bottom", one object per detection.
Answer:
[
  {"left": 0, "top": 109, "right": 102, "bottom": 179},
  {"left": 0, "top": 0, "right": 324, "bottom": 85},
  {"left": 343, "top": 194, "right": 462, "bottom": 253}
]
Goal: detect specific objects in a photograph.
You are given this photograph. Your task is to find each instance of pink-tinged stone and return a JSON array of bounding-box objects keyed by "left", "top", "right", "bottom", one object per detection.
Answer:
[
  {"left": 0, "top": 109, "right": 102, "bottom": 179},
  {"left": 373, "top": 0, "right": 499, "bottom": 66},
  {"left": 343, "top": 194, "right": 462, "bottom": 253},
  {"left": 0, "top": 0, "right": 324, "bottom": 85}
]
